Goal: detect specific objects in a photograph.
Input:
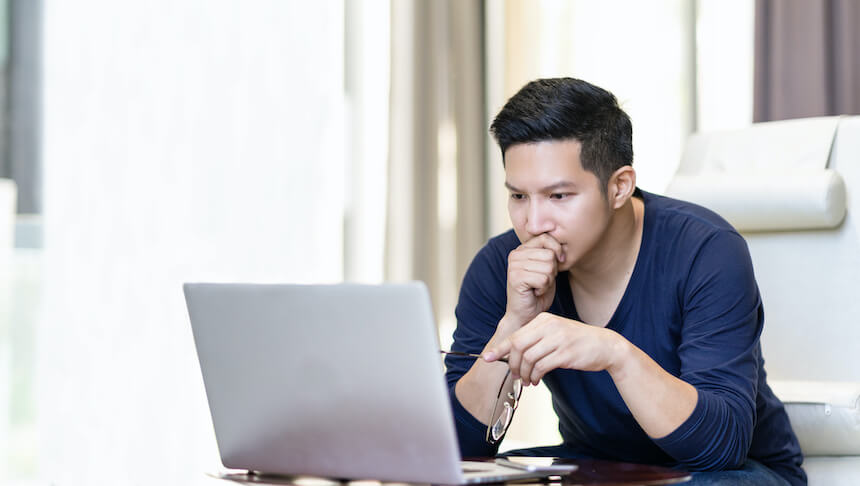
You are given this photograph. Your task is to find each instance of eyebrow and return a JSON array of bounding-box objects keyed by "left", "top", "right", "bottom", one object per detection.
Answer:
[{"left": 504, "top": 181, "right": 578, "bottom": 193}]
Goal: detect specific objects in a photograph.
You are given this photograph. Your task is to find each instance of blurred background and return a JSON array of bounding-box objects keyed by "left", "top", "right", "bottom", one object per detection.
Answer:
[{"left": 0, "top": 1, "right": 857, "bottom": 485}]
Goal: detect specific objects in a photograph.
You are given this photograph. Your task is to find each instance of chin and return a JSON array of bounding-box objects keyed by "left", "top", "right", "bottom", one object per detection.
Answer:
[{"left": 558, "top": 258, "right": 576, "bottom": 273}]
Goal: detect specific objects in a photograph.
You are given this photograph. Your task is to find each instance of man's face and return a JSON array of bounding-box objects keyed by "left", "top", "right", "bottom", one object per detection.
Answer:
[{"left": 504, "top": 139, "right": 612, "bottom": 271}]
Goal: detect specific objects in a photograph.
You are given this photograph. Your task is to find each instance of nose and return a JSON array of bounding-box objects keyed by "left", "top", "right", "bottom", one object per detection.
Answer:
[{"left": 524, "top": 199, "right": 555, "bottom": 236}]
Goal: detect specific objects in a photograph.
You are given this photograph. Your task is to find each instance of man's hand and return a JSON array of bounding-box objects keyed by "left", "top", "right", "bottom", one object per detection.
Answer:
[
  {"left": 484, "top": 311, "right": 698, "bottom": 440},
  {"left": 452, "top": 234, "right": 565, "bottom": 427},
  {"left": 506, "top": 234, "right": 565, "bottom": 325},
  {"left": 484, "top": 312, "right": 627, "bottom": 386}
]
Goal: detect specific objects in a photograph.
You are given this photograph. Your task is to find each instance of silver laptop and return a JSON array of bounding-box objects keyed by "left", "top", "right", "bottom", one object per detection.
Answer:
[{"left": 184, "top": 282, "right": 574, "bottom": 484}]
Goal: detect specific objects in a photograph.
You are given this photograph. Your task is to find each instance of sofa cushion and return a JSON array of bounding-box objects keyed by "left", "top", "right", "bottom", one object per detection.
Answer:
[
  {"left": 769, "top": 380, "right": 860, "bottom": 456},
  {"left": 803, "top": 456, "right": 860, "bottom": 486}
]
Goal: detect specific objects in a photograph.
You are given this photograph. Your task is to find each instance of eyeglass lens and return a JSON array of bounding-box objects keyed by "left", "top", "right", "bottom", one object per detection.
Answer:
[{"left": 486, "top": 370, "right": 523, "bottom": 444}]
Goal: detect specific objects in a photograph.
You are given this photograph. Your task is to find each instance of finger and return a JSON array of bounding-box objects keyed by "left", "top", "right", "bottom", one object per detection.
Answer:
[
  {"left": 510, "top": 270, "right": 554, "bottom": 295},
  {"left": 521, "top": 233, "right": 562, "bottom": 252},
  {"left": 483, "top": 338, "right": 512, "bottom": 362},
  {"left": 528, "top": 352, "right": 565, "bottom": 386},
  {"left": 521, "top": 260, "right": 557, "bottom": 277},
  {"left": 503, "top": 337, "right": 522, "bottom": 379},
  {"left": 508, "top": 252, "right": 556, "bottom": 275},
  {"left": 508, "top": 249, "right": 557, "bottom": 289},
  {"left": 516, "top": 321, "right": 558, "bottom": 385},
  {"left": 521, "top": 234, "right": 565, "bottom": 262},
  {"left": 533, "top": 280, "right": 556, "bottom": 297},
  {"left": 505, "top": 326, "right": 545, "bottom": 380},
  {"left": 509, "top": 247, "right": 557, "bottom": 267}
]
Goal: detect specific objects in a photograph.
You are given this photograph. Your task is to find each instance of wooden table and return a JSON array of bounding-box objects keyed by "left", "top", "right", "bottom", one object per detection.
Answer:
[
  {"left": 549, "top": 458, "right": 691, "bottom": 485},
  {"left": 215, "top": 458, "right": 691, "bottom": 486}
]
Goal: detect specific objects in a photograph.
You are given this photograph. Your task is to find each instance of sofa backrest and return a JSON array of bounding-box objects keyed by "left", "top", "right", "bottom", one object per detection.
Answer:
[{"left": 667, "top": 116, "right": 860, "bottom": 382}]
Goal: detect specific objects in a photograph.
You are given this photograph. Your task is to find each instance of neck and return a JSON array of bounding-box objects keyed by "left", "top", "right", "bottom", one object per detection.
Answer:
[{"left": 569, "top": 195, "right": 644, "bottom": 294}]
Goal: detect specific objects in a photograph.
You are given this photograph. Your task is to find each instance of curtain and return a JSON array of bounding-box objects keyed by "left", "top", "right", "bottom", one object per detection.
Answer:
[
  {"left": 754, "top": 0, "right": 860, "bottom": 121},
  {"left": 3, "top": 0, "right": 42, "bottom": 215},
  {"left": 387, "top": 0, "right": 486, "bottom": 326}
]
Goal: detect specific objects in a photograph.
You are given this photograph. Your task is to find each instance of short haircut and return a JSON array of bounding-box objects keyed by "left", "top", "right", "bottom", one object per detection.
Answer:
[{"left": 490, "top": 77, "right": 633, "bottom": 191}]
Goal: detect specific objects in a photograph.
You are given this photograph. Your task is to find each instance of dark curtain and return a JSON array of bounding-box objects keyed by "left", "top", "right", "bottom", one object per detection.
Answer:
[{"left": 754, "top": 0, "right": 860, "bottom": 122}]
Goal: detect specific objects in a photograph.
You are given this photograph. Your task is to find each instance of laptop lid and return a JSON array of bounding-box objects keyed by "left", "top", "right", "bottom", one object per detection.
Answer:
[{"left": 184, "top": 282, "right": 468, "bottom": 484}]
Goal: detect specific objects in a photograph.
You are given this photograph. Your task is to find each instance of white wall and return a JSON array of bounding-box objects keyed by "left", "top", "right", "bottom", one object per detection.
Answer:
[{"left": 696, "top": 0, "right": 755, "bottom": 132}]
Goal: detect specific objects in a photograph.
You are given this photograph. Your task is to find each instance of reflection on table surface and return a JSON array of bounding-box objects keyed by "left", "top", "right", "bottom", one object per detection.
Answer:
[{"left": 215, "top": 458, "right": 691, "bottom": 486}]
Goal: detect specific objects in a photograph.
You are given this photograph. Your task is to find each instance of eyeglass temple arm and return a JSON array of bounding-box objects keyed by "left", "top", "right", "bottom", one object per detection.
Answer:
[{"left": 439, "top": 350, "right": 509, "bottom": 364}]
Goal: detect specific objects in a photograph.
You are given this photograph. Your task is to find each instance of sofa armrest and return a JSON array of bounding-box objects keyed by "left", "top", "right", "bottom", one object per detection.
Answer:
[{"left": 769, "top": 380, "right": 860, "bottom": 456}]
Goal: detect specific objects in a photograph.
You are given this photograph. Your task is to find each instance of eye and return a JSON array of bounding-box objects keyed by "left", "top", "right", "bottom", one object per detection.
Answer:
[
  {"left": 510, "top": 193, "right": 525, "bottom": 201},
  {"left": 550, "top": 193, "right": 572, "bottom": 200}
]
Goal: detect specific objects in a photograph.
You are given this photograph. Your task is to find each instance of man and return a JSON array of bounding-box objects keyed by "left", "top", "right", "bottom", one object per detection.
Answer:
[{"left": 444, "top": 78, "right": 805, "bottom": 485}]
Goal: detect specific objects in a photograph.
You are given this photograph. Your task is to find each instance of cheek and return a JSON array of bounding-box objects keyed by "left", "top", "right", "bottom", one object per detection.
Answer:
[
  {"left": 507, "top": 204, "right": 531, "bottom": 242},
  {"left": 556, "top": 201, "right": 606, "bottom": 244},
  {"left": 508, "top": 201, "right": 525, "bottom": 226}
]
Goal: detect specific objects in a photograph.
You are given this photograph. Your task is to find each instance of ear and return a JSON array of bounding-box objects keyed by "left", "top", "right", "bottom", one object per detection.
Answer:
[{"left": 607, "top": 166, "right": 636, "bottom": 209}]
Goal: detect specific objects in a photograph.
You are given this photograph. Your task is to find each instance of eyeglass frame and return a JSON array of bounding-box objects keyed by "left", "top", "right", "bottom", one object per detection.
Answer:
[{"left": 440, "top": 350, "right": 523, "bottom": 445}]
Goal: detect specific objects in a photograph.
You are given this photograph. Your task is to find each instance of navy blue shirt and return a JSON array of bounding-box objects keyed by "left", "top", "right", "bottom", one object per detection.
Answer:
[{"left": 445, "top": 190, "right": 806, "bottom": 486}]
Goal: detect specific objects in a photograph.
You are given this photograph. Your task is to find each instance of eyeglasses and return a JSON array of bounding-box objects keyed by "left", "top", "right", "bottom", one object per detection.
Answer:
[{"left": 440, "top": 350, "right": 523, "bottom": 445}]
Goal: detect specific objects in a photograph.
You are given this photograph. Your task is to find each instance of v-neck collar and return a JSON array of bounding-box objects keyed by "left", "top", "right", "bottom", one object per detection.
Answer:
[{"left": 554, "top": 188, "right": 651, "bottom": 330}]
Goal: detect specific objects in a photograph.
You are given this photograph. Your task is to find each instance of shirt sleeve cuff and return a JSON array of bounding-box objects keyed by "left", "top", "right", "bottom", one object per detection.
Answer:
[
  {"left": 652, "top": 388, "right": 708, "bottom": 454},
  {"left": 651, "top": 388, "right": 749, "bottom": 470}
]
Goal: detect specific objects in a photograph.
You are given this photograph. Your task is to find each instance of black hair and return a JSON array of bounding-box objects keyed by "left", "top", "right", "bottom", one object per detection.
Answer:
[{"left": 489, "top": 77, "right": 633, "bottom": 191}]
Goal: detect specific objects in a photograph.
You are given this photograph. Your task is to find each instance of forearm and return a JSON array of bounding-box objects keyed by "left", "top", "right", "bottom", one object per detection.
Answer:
[
  {"left": 608, "top": 336, "right": 698, "bottom": 439},
  {"left": 454, "top": 314, "right": 523, "bottom": 425}
]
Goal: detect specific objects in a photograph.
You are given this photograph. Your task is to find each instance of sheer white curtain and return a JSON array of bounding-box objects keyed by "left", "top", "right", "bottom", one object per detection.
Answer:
[
  {"left": 487, "top": 0, "right": 697, "bottom": 235},
  {"left": 486, "top": 0, "right": 754, "bottom": 236},
  {"left": 19, "top": 1, "right": 388, "bottom": 484},
  {"left": 697, "top": 0, "right": 755, "bottom": 131}
]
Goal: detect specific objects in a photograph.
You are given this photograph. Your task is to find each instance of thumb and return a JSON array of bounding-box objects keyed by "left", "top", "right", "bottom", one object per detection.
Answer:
[{"left": 483, "top": 338, "right": 512, "bottom": 362}]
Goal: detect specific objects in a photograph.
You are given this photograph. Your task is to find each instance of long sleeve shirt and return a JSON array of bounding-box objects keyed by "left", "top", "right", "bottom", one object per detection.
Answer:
[{"left": 444, "top": 189, "right": 806, "bottom": 486}]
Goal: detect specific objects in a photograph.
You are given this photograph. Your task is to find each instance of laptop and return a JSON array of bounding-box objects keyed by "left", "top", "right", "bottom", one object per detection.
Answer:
[{"left": 184, "top": 282, "right": 575, "bottom": 484}]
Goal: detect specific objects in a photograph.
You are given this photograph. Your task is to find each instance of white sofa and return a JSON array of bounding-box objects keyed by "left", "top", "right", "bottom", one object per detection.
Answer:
[{"left": 666, "top": 116, "right": 860, "bottom": 485}]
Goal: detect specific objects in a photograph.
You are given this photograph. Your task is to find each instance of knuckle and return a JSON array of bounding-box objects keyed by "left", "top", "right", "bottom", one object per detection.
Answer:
[
  {"left": 510, "top": 338, "right": 526, "bottom": 353},
  {"left": 535, "top": 248, "right": 555, "bottom": 262},
  {"left": 521, "top": 349, "right": 536, "bottom": 364}
]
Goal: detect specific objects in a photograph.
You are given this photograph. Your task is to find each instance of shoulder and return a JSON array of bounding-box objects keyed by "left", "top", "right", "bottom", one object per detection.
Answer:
[
  {"left": 469, "top": 229, "right": 520, "bottom": 274},
  {"left": 459, "top": 230, "right": 519, "bottom": 300},
  {"left": 639, "top": 190, "right": 755, "bottom": 294},
  {"left": 642, "top": 189, "right": 747, "bottom": 259},
  {"left": 642, "top": 189, "right": 736, "bottom": 236},
  {"left": 455, "top": 230, "right": 519, "bottom": 330},
  {"left": 644, "top": 192, "right": 758, "bottom": 308}
]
